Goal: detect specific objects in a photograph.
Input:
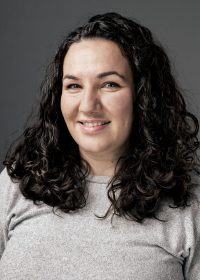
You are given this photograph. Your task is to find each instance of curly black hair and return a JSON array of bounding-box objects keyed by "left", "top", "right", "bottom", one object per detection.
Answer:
[{"left": 4, "top": 12, "right": 200, "bottom": 222}]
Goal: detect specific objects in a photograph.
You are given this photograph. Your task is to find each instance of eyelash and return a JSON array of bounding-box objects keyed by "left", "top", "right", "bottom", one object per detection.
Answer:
[
  {"left": 66, "top": 82, "right": 120, "bottom": 90},
  {"left": 67, "top": 84, "right": 81, "bottom": 89},
  {"left": 103, "top": 82, "right": 120, "bottom": 88}
]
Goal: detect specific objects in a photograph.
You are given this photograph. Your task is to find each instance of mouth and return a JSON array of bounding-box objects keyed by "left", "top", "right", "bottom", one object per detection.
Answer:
[{"left": 78, "top": 121, "right": 111, "bottom": 127}]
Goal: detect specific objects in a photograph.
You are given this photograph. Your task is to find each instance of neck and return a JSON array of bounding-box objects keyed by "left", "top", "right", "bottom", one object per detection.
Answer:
[{"left": 80, "top": 151, "right": 120, "bottom": 176}]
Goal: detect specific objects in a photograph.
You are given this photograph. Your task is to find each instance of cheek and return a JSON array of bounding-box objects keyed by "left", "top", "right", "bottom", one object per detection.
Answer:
[
  {"left": 105, "top": 91, "right": 134, "bottom": 119},
  {"left": 60, "top": 94, "right": 77, "bottom": 121}
]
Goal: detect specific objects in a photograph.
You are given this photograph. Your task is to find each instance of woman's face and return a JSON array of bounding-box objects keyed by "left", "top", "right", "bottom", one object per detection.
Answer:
[{"left": 61, "top": 38, "right": 134, "bottom": 161}]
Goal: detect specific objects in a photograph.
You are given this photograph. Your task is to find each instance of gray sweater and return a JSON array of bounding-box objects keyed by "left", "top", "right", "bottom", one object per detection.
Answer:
[{"left": 0, "top": 168, "right": 200, "bottom": 279}]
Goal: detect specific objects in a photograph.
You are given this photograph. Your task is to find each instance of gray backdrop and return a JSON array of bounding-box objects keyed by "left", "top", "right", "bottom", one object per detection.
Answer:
[{"left": 0, "top": 0, "right": 199, "bottom": 172}]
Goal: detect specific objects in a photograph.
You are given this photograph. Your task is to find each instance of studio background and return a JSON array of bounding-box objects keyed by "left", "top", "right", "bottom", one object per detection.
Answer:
[{"left": 0, "top": 0, "right": 199, "bottom": 172}]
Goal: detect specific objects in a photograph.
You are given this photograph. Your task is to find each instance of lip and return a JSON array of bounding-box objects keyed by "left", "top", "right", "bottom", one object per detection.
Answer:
[
  {"left": 78, "top": 119, "right": 110, "bottom": 124},
  {"left": 78, "top": 119, "right": 110, "bottom": 133}
]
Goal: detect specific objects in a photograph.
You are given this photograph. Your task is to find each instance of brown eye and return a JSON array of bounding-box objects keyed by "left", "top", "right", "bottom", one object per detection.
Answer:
[
  {"left": 103, "top": 82, "right": 120, "bottom": 88},
  {"left": 67, "top": 84, "right": 81, "bottom": 89}
]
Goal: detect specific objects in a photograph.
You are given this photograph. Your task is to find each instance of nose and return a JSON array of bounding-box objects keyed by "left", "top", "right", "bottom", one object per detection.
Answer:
[{"left": 79, "top": 87, "right": 101, "bottom": 113}]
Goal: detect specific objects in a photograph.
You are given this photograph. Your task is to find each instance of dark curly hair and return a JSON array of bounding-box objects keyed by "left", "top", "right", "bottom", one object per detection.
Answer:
[{"left": 4, "top": 12, "right": 200, "bottom": 222}]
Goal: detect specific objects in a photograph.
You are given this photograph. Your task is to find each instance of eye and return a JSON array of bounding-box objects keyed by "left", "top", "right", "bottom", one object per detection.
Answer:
[
  {"left": 67, "top": 84, "right": 81, "bottom": 89},
  {"left": 103, "top": 82, "right": 120, "bottom": 89}
]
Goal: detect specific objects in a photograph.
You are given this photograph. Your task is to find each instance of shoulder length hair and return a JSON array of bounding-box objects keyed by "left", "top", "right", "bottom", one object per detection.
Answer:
[{"left": 4, "top": 12, "right": 200, "bottom": 222}]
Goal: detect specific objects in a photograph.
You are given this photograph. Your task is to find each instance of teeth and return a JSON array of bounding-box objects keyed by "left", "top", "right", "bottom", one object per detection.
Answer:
[{"left": 81, "top": 122, "right": 108, "bottom": 127}]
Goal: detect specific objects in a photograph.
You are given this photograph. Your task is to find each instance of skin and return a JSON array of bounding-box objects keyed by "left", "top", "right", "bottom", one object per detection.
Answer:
[{"left": 61, "top": 38, "right": 135, "bottom": 176}]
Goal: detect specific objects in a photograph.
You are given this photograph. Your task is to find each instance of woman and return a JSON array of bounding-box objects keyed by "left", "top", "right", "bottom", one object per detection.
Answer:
[{"left": 0, "top": 12, "right": 200, "bottom": 279}]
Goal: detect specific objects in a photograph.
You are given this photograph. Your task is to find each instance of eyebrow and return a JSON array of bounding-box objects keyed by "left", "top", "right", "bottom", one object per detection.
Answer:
[
  {"left": 62, "top": 71, "right": 126, "bottom": 81},
  {"left": 97, "top": 71, "right": 126, "bottom": 80}
]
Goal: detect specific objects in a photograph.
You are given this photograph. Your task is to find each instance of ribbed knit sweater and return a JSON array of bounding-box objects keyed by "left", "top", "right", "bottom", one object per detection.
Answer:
[{"left": 0, "top": 168, "right": 200, "bottom": 279}]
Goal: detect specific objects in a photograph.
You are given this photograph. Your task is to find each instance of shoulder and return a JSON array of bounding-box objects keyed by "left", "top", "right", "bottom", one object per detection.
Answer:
[
  {"left": 0, "top": 168, "right": 15, "bottom": 198},
  {"left": 0, "top": 167, "right": 13, "bottom": 186},
  {"left": 156, "top": 176, "right": 200, "bottom": 244},
  {"left": 0, "top": 168, "right": 22, "bottom": 215},
  {"left": 0, "top": 167, "right": 19, "bottom": 193},
  {"left": 175, "top": 176, "right": 200, "bottom": 221}
]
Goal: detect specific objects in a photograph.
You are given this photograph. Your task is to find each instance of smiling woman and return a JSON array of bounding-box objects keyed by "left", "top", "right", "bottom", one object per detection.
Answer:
[
  {"left": 1, "top": 12, "right": 200, "bottom": 280},
  {"left": 61, "top": 39, "right": 134, "bottom": 175}
]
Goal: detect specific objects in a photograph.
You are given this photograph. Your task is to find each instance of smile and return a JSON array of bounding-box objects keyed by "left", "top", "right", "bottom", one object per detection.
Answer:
[
  {"left": 78, "top": 120, "right": 110, "bottom": 133},
  {"left": 79, "top": 121, "right": 110, "bottom": 127}
]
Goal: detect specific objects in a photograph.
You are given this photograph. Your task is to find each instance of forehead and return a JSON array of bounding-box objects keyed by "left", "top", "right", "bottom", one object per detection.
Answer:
[{"left": 62, "top": 38, "right": 131, "bottom": 75}]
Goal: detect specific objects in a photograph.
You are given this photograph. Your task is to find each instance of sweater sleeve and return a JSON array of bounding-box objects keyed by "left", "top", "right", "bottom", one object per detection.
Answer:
[
  {"left": 183, "top": 186, "right": 200, "bottom": 280},
  {"left": 0, "top": 218, "right": 6, "bottom": 259},
  {"left": 0, "top": 168, "right": 13, "bottom": 259}
]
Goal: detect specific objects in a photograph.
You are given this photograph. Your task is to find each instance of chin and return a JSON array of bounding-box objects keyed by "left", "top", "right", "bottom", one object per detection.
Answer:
[{"left": 79, "top": 144, "right": 110, "bottom": 155}]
